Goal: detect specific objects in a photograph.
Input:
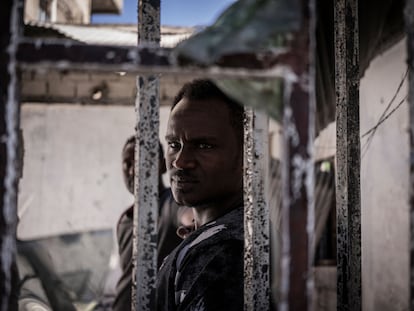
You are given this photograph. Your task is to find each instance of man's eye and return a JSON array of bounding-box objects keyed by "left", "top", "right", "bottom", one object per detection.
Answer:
[
  {"left": 168, "top": 142, "right": 181, "bottom": 150},
  {"left": 198, "top": 143, "right": 213, "bottom": 149}
]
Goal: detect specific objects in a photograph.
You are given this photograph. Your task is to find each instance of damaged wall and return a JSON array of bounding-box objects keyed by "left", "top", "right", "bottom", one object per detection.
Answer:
[
  {"left": 21, "top": 70, "right": 191, "bottom": 106},
  {"left": 17, "top": 103, "right": 176, "bottom": 239},
  {"left": 360, "top": 38, "right": 409, "bottom": 311}
]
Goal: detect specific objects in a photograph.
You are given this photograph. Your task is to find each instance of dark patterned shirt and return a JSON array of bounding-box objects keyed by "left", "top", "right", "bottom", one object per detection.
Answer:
[{"left": 157, "top": 206, "right": 244, "bottom": 311}]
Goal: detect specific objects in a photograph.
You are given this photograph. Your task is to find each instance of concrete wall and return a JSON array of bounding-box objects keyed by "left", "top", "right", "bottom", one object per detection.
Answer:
[
  {"left": 18, "top": 104, "right": 133, "bottom": 239},
  {"left": 24, "top": 0, "right": 92, "bottom": 23},
  {"left": 22, "top": 70, "right": 192, "bottom": 107},
  {"left": 24, "top": 0, "right": 41, "bottom": 22},
  {"left": 17, "top": 103, "right": 173, "bottom": 239},
  {"left": 311, "top": 38, "right": 410, "bottom": 311},
  {"left": 360, "top": 39, "right": 409, "bottom": 311},
  {"left": 22, "top": 71, "right": 137, "bottom": 105},
  {"left": 272, "top": 38, "right": 409, "bottom": 310},
  {"left": 73, "top": 0, "right": 92, "bottom": 23}
]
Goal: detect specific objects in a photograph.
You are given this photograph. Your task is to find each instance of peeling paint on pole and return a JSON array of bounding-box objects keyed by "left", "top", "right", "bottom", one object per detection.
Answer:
[
  {"left": 138, "top": 0, "right": 160, "bottom": 44},
  {"left": 132, "top": 75, "right": 160, "bottom": 311},
  {"left": 243, "top": 108, "right": 270, "bottom": 310},
  {"left": 132, "top": 0, "right": 160, "bottom": 310},
  {"left": 404, "top": 0, "right": 414, "bottom": 308},
  {"left": 0, "top": 1, "right": 23, "bottom": 310},
  {"left": 334, "top": 0, "right": 361, "bottom": 310}
]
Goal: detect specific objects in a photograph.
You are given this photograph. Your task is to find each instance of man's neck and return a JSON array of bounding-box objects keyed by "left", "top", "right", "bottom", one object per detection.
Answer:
[
  {"left": 159, "top": 182, "right": 167, "bottom": 195},
  {"left": 192, "top": 194, "right": 243, "bottom": 229}
]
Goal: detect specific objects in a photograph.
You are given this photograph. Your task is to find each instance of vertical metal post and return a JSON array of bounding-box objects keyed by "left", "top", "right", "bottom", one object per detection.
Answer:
[
  {"left": 243, "top": 108, "right": 270, "bottom": 310},
  {"left": 0, "top": 1, "right": 23, "bottom": 311},
  {"left": 279, "top": 0, "right": 316, "bottom": 310},
  {"left": 405, "top": 0, "right": 414, "bottom": 308},
  {"left": 132, "top": 0, "right": 160, "bottom": 310},
  {"left": 334, "top": 0, "right": 361, "bottom": 310}
]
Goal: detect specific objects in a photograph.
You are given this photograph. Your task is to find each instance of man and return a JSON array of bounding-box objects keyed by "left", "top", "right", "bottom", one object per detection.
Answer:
[
  {"left": 113, "top": 137, "right": 191, "bottom": 311},
  {"left": 157, "top": 79, "right": 245, "bottom": 311}
]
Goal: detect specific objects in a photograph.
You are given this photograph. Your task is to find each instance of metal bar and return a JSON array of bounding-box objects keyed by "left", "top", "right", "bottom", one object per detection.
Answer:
[
  {"left": 132, "top": 0, "right": 160, "bottom": 310},
  {"left": 243, "top": 109, "right": 270, "bottom": 310},
  {"left": 279, "top": 0, "right": 316, "bottom": 310},
  {"left": 18, "top": 62, "right": 295, "bottom": 80},
  {"left": 16, "top": 40, "right": 170, "bottom": 66},
  {"left": 16, "top": 39, "right": 300, "bottom": 79},
  {"left": 0, "top": 1, "right": 24, "bottom": 311},
  {"left": 15, "top": 37, "right": 296, "bottom": 71},
  {"left": 405, "top": 0, "right": 414, "bottom": 308},
  {"left": 334, "top": 0, "right": 361, "bottom": 310}
]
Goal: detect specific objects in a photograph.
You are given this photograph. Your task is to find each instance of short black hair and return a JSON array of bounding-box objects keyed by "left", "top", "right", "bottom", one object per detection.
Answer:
[
  {"left": 122, "top": 135, "right": 164, "bottom": 159},
  {"left": 172, "top": 79, "right": 244, "bottom": 145},
  {"left": 123, "top": 135, "right": 135, "bottom": 153}
]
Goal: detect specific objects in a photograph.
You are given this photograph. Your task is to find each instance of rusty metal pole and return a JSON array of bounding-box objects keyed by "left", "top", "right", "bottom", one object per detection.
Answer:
[
  {"left": 334, "top": 0, "right": 361, "bottom": 310},
  {"left": 405, "top": 0, "right": 414, "bottom": 309},
  {"left": 243, "top": 108, "right": 270, "bottom": 310},
  {"left": 279, "top": 0, "right": 316, "bottom": 310},
  {"left": 132, "top": 0, "right": 161, "bottom": 310},
  {"left": 0, "top": 1, "right": 23, "bottom": 311}
]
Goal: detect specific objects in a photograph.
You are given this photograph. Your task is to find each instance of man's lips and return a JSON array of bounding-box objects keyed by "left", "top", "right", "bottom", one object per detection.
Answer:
[
  {"left": 170, "top": 172, "right": 199, "bottom": 189},
  {"left": 171, "top": 176, "right": 199, "bottom": 184}
]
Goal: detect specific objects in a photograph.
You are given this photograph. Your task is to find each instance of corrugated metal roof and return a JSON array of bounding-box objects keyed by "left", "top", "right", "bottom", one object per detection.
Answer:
[{"left": 26, "top": 22, "right": 196, "bottom": 47}]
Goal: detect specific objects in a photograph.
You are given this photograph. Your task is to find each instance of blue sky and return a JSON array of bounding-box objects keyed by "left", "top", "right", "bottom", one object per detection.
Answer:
[{"left": 92, "top": 0, "right": 236, "bottom": 26}]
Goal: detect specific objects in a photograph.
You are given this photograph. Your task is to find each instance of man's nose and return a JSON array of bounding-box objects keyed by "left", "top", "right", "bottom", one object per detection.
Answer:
[{"left": 172, "top": 147, "right": 196, "bottom": 169}]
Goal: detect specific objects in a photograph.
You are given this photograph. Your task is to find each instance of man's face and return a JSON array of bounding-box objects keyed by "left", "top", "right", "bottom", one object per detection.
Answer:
[
  {"left": 122, "top": 141, "right": 135, "bottom": 194},
  {"left": 165, "top": 98, "right": 243, "bottom": 207}
]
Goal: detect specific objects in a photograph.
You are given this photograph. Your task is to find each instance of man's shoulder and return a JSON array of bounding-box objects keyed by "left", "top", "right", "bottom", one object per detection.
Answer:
[
  {"left": 156, "top": 207, "right": 245, "bottom": 311},
  {"left": 174, "top": 226, "right": 244, "bottom": 311},
  {"left": 119, "top": 205, "right": 134, "bottom": 221},
  {"left": 158, "top": 206, "right": 245, "bottom": 276},
  {"left": 176, "top": 209, "right": 244, "bottom": 270},
  {"left": 117, "top": 205, "right": 133, "bottom": 235},
  {"left": 190, "top": 221, "right": 242, "bottom": 248},
  {"left": 182, "top": 236, "right": 243, "bottom": 274},
  {"left": 187, "top": 229, "right": 243, "bottom": 258}
]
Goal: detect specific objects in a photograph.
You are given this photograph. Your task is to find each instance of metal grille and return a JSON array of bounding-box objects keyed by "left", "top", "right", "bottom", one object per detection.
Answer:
[
  {"left": 0, "top": 0, "right": 391, "bottom": 310},
  {"left": 4, "top": 0, "right": 307, "bottom": 310}
]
